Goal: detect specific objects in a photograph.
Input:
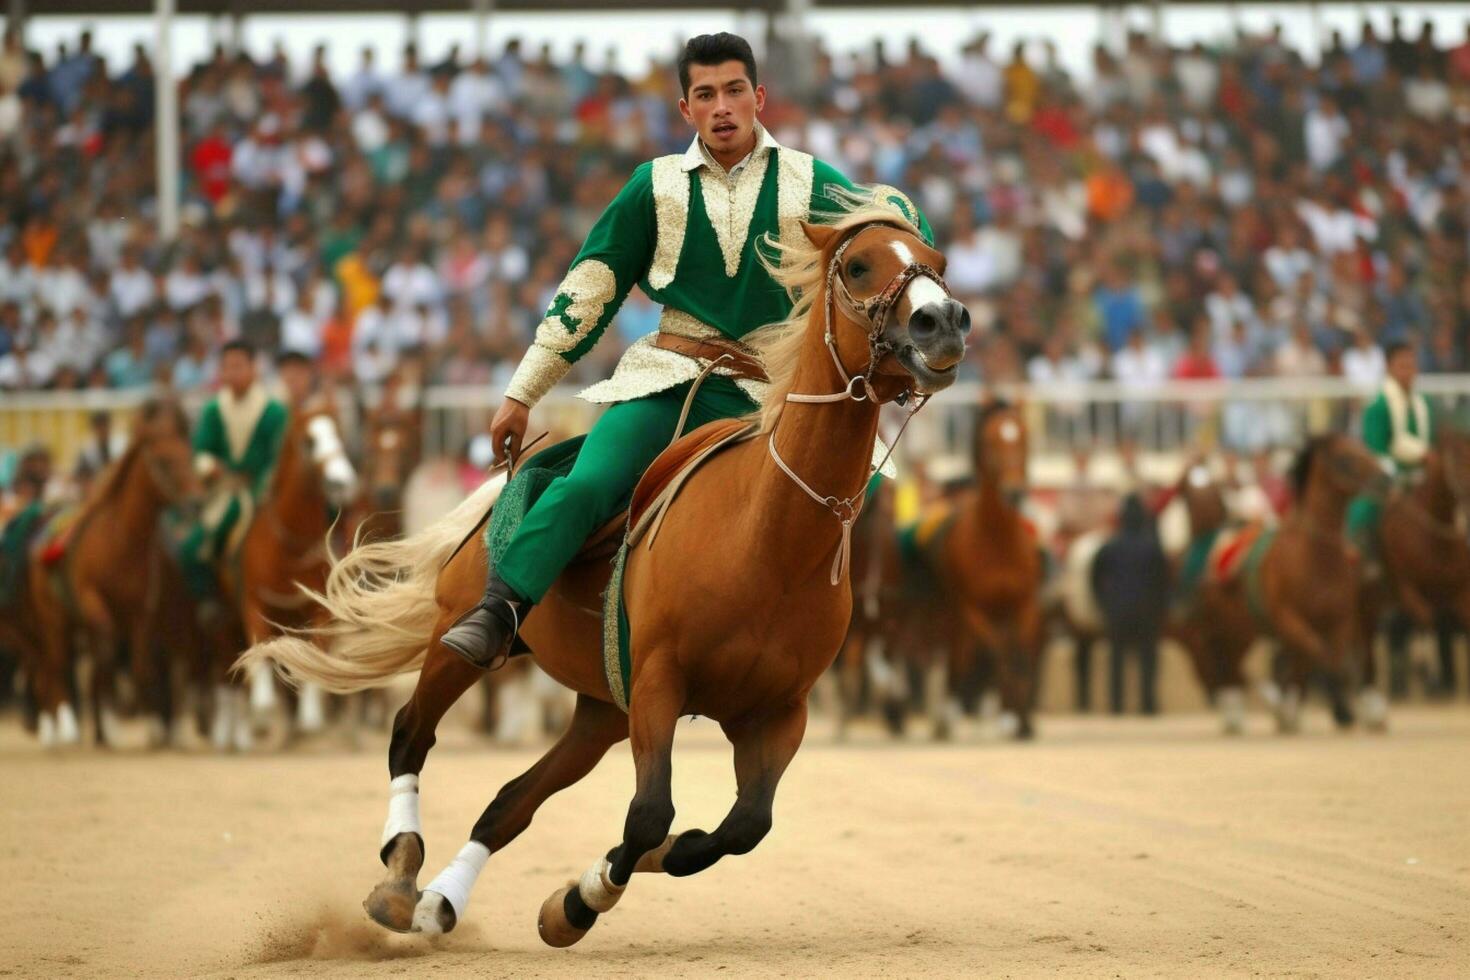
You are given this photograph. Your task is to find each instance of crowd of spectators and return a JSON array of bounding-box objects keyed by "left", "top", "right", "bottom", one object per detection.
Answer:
[{"left": 0, "top": 17, "right": 1468, "bottom": 398}]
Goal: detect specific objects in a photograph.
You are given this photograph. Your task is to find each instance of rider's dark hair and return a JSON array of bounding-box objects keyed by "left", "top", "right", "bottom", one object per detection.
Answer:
[
  {"left": 678, "top": 33, "right": 757, "bottom": 97},
  {"left": 221, "top": 338, "right": 256, "bottom": 359},
  {"left": 1385, "top": 339, "right": 1415, "bottom": 361}
]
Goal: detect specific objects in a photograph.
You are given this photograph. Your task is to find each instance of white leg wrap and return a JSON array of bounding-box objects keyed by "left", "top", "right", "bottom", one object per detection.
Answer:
[
  {"left": 56, "top": 702, "right": 79, "bottom": 744},
  {"left": 98, "top": 706, "right": 120, "bottom": 746},
  {"left": 381, "top": 774, "right": 422, "bottom": 847},
  {"left": 297, "top": 682, "right": 326, "bottom": 733},
  {"left": 1219, "top": 686, "right": 1246, "bottom": 734},
  {"left": 210, "top": 684, "right": 233, "bottom": 751},
  {"left": 250, "top": 662, "right": 277, "bottom": 715},
  {"left": 145, "top": 715, "right": 167, "bottom": 748},
  {"left": 422, "top": 841, "right": 490, "bottom": 922},
  {"left": 232, "top": 690, "right": 255, "bottom": 751},
  {"left": 38, "top": 711, "right": 56, "bottom": 747},
  {"left": 1277, "top": 687, "right": 1302, "bottom": 732},
  {"left": 1360, "top": 688, "right": 1388, "bottom": 728},
  {"left": 577, "top": 855, "right": 625, "bottom": 913}
]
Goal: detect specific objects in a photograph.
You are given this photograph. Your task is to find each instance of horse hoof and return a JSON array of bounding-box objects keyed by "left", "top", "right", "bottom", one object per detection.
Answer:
[
  {"left": 411, "top": 890, "right": 456, "bottom": 935},
  {"left": 364, "top": 833, "right": 425, "bottom": 933},
  {"left": 538, "top": 883, "right": 593, "bottom": 948},
  {"left": 364, "top": 877, "right": 421, "bottom": 933}
]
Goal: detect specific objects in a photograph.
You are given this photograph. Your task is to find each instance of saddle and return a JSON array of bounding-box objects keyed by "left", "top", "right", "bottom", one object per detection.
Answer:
[
  {"left": 1210, "top": 523, "right": 1266, "bottom": 584},
  {"left": 37, "top": 507, "right": 83, "bottom": 567}
]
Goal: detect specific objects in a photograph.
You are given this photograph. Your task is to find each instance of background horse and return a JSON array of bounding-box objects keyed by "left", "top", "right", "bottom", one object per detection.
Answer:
[
  {"left": 1176, "top": 434, "right": 1388, "bottom": 734},
  {"left": 28, "top": 400, "right": 202, "bottom": 747},
  {"left": 238, "top": 210, "right": 967, "bottom": 945},
  {"left": 833, "top": 478, "right": 913, "bottom": 736},
  {"left": 923, "top": 400, "right": 1043, "bottom": 739},
  {"left": 351, "top": 384, "right": 423, "bottom": 544},
  {"left": 218, "top": 400, "right": 358, "bottom": 750},
  {"left": 1362, "top": 427, "right": 1470, "bottom": 710}
]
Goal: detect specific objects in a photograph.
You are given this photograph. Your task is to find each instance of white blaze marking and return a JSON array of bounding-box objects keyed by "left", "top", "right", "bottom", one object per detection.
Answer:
[{"left": 999, "top": 419, "right": 1021, "bottom": 443}]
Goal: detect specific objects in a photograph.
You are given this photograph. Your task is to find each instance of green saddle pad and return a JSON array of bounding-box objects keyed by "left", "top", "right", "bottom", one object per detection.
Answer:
[
  {"left": 478, "top": 436, "right": 636, "bottom": 711},
  {"left": 482, "top": 435, "right": 590, "bottom": 567}
]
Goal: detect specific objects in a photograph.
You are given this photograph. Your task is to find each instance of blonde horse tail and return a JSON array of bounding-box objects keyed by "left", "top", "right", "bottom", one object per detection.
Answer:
[{"left": 234, "top": 472, "right": 506, "bottom": 694}]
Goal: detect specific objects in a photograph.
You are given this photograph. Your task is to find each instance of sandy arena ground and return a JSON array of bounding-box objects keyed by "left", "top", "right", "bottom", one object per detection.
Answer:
[{"left": 1, "top": 704, "right": 1467, "bottom": 979}]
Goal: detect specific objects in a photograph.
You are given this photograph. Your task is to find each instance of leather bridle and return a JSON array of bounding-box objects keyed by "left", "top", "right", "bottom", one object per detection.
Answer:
[{"left": 767, "top": 221, "right": 953, "bottom": 585}]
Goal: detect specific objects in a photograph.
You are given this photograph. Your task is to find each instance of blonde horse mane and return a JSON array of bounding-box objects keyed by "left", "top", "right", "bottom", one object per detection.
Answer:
[{"left": 748, "top": 192, "right": 921, "bottom": 433}]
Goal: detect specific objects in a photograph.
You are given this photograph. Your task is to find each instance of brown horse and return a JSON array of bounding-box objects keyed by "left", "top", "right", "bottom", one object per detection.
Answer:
[
  {"left": 1176, "top": 433, "right": 1389, "bottom": 734},
  {"left": 217, "top": 400, "right": 358, "bottom": 750},
  {"left": 917, "top": 401, "right": 1043, "bottom": 739},
  {"left": 833, "top": 478, "right": 912, "bottom": 737},
  {"left": 28, "top": 399, "right": 203, "bottom": 747},
  {"left": 239, "top": 208, "right": 967, "bottom": 943},
  {"left": 352, "top": 386, "right": 423, "bottom": 543},
  {"left": 1358, "top": 428, "right": 1470, "bottom": 719}
]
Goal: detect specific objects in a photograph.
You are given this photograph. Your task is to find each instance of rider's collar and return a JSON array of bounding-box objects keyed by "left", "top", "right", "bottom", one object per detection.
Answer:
[{"left": 681, "top": 122, "right": 782, "bottom": 176}]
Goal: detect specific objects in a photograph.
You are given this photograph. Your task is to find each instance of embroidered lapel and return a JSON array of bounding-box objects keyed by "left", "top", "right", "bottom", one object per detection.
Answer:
[{"left": 649, "top": 155, "right": 689, "bottom": 290}]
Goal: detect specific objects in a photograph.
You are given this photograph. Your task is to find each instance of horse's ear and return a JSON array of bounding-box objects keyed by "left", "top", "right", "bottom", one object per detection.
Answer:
[{"left": 801, "top": 221, "right": 839, "bottom": 251}]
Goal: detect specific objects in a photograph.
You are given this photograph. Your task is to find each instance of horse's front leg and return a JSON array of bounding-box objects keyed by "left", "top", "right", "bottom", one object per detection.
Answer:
[
  {"left": 398, "top": 693, "right": 627, "bottom": 935},
  {"left": 537, "top": 663, "right": 683, "bottom": 948},
  {"left": 655, "top": 701, "right": 808, "bottom": 878},
  {"left": 366, "top": 624, "right": 485, "bottom": 933},
  {"left": 127, "top": 608, "right": 168, "bottom": 749},
  {"left": 1268, "top": 602, "right": 1325, "bottom": 734}
]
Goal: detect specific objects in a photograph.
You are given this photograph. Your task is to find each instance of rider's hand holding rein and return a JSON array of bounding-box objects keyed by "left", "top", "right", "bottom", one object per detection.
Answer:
[{"left": 491, "top": 397, "right": 530, "bottom": 465}]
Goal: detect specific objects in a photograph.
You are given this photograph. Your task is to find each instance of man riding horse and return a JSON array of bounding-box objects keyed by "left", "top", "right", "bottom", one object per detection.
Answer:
[
  {"left": 180, "top": 339, "right": 289, "bottom": 599},
  {"left": 1347, "top": 340, "right": 1432, "bottom": 563},
  {"left": 442, "top": 32, "right": 931, "bottom": 668}
]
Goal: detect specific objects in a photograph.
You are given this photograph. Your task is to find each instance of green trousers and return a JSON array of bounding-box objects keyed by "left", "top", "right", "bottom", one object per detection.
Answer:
[{"left": 497, "top": 377, "right": 757, "bottom": 602}]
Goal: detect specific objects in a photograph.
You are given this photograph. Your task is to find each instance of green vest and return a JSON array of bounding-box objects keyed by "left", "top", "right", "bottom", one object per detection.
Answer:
[
  {"left": 1361, "top": 385, "right": 1432, "bottom": 474},
  {"left": 505, "top": 126, "right": 932, "bottom": 407},
  {"left": 193, "top": 392, "right": 289, "bottom": 498}
]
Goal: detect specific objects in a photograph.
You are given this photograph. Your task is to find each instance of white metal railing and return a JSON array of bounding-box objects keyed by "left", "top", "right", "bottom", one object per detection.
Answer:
[{"left": 6, "top": 375, "right": 1470, "bottom": 469}]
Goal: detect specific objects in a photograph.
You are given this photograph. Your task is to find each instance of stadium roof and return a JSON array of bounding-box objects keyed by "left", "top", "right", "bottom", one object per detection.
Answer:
[{"left": 29, "top": 0, "right": 1133, "bottom": 14}]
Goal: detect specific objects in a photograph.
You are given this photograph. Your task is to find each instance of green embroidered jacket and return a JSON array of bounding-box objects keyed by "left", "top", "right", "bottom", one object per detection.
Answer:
[
  {"left": 505, "top": 124, "right": 932, "bottom": 408},
  {"left": 193, "top": 393, "right": 289, "bottom": 498},
  {"left": 1361, "top": 383, "right": 1433, "bottom": 475}
]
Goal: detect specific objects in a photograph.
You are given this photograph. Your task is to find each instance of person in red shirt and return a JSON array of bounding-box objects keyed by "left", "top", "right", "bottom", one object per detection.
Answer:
[
  {"left": 1173, "top": 319, "right": 1221, "bottom": 380},
  {"left": 1449, "top": 24, "right": 1470, "bottom": 84},
  {"left": 190, "top": 121, "right": 233, "bottom": 206}
]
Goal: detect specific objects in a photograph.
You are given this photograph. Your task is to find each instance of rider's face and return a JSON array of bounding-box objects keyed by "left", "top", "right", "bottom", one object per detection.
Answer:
[
  {"left": 679, "top": 61, "right": 764, "bottom": 163},
  {"left": 1388, "top": 349, "right": 1417, "bottom": 389},
  {"left": 219, "top": 350, "right": 255, "bottom": 395}
]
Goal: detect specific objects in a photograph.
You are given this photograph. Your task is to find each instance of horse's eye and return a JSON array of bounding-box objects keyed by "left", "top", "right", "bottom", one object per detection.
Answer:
[{"left": 846, "top": 260, "right": 868, "bottom": 279}]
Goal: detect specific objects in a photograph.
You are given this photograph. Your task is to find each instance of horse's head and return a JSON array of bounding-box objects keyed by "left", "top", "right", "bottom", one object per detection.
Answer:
[
  {"left": 1293, "top": 433, "right": 1390, "bottom": 503},
  {"left": 1177, "top": 459, "right": 1228, "bottom": 533},
  {"left": 974, "top": 399, "right": 1027, "bottom": 507},
  {"left": 134, "top": 398, "right": 205, "bottom": 519},
  {"left": 801, "top": 217, "right": 970, "bottom": 401},
  {"left": 364, "top": 412, "right": 420, "bottom": 511},
  {"left": 290, "top": 402, "right": 360, "bottom": 509}
]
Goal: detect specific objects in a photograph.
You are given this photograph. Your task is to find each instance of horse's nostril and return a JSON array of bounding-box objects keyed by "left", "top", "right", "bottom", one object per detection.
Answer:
[
  {"left": 909, "top": 308, "right": 938, "bottom": 337},
  {"left": 956, "top": 305, "right": 972, "bottom": 335}
]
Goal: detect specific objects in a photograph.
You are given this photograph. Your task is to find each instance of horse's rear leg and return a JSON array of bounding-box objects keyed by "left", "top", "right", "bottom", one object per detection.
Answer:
[
  {"left": 398, "top": 693, "right": 627, "bottom": 935},
  {"left": 537, "top": 664, "right": 683, "bottom": 948},
  {"left": 365, "top": 627, "right": 495, "bottom": 933}
]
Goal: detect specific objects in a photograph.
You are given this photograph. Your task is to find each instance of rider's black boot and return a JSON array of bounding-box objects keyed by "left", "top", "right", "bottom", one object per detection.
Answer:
[{"left": 439, "top": 570, "right": 533, "bottom": 670}]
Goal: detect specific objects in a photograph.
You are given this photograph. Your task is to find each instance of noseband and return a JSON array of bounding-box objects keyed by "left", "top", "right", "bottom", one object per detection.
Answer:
[{"left": 768, "top": 221, "right": 952, "bottom": 586}]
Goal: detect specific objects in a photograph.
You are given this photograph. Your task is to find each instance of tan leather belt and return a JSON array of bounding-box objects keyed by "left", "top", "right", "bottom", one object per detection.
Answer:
[{"left": 652, "top": 332, "right": 769, "bottom": 383}]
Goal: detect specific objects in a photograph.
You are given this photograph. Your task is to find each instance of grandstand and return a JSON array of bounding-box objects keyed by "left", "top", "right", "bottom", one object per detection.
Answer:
[{"left": 2, "top": 11, "right": 1469, "bottom": 482}]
